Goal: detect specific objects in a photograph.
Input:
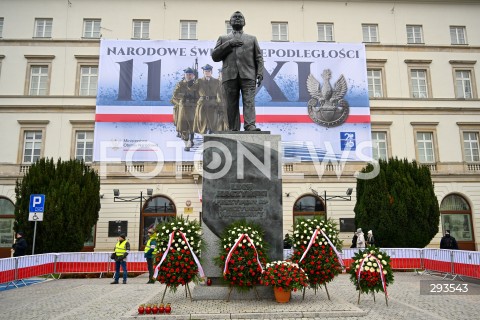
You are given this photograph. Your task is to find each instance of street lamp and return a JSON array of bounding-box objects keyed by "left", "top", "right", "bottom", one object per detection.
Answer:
[
  {"left": 113, "top": 188, "right": 154, "bottom": 250},
  {"left": 310, "top": 187, "right": 353, "bottom": 220}
]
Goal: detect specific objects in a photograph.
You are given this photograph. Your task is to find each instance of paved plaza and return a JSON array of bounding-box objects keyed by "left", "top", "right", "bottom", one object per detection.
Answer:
[{"left": 0, "top": 272, "right": 479, "bottom": 320}]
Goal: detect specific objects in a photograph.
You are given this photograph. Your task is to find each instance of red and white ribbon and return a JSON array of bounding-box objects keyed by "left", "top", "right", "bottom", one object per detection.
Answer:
[
  {"left": 223, "top": 233, "right": 264, "bottom": 275},
  {"left": 153, "top": 231, "right": 205, "bottom": 280},
  {"left": 356, "top": 253, "right": 388, "bottom": 297},
  {"left": 298, "top": 228, "right": 344, "bottom": 268}
]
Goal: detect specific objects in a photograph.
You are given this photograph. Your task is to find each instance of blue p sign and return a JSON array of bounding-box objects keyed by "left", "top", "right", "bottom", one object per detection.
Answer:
[{"left": 29, "top": 194, "right": 45, "bottom": 213}]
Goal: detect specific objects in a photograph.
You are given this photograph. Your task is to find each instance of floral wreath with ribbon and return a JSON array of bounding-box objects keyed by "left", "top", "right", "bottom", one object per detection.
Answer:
[
  {"left": 153, "top": 216, "right": 205, "bottom": 292},
  {"left": 215, "top": 220, "right": 268, "bottom": 291},
  {"left": 348, "top": 246, "right": 394, "bottom": 295},
  {"left": 291, "top": 218, "right": 344, "bottom": 290}
]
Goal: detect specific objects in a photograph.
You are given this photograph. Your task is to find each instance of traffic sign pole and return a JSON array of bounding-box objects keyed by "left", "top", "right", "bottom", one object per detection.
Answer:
[
  {"left": 32, "top": 220, "right": 38, "bottom": 255},
  {"left": 29, "top": 194, "right": 45, "bottom": 255}
]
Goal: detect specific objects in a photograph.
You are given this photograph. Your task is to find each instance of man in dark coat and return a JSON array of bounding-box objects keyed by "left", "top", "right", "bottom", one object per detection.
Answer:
[
  {"left": 440, "top": 230, "right": 459, "bottom": 250},
  {"left": 11, "top": 232, "right": 28, "bottom": 257},
  {"left": 211, "top": 11, "right": 264, "bottom": 131}
]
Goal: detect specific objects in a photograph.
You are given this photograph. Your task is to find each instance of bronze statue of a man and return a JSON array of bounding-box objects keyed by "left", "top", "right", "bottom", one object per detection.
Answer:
[{"left": 212, "top": 11, "right": 264, "bottom": 131}]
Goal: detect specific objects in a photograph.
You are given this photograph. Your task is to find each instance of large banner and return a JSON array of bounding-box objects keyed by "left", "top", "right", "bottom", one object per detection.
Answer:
[{"left": 94, "top": 39, "right": 371, "bottom": 162}]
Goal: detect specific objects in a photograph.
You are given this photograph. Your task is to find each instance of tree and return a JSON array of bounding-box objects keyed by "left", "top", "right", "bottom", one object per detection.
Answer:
[
  {"left": 354, "top": 158, "right": 439, "bottom": 248},
  {"left": 14, "top": 158, "right": 101, "bottom": 253}
]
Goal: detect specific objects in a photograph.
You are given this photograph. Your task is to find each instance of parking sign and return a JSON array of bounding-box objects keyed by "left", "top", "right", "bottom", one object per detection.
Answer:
[{"left": 29, "top": 194, "right": 45, "bottom": 221}]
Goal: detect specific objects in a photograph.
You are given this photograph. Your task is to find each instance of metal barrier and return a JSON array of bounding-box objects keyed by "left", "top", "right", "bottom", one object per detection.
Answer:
[{"left": 1, "top": 248, "right": 479, "bottom": 285}]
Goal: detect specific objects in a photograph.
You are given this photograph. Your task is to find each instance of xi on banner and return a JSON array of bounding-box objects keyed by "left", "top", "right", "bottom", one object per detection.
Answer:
[{"left": 94, "top": 39, "right": 371, "bottom": 163}]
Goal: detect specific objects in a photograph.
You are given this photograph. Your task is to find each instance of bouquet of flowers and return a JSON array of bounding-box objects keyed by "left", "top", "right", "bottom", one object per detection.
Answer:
[
  {"left": 215, "top": 220, "right": 268, "bottom": 291},
  {"left": 348, "top": 247, "right": 394, "bottom": 295},
  {"left": 261, "top": 260, "right": 308, "bottom": 292},
  {"left": 154, "top": 216, "right": 205, "bottom": 292},
  {"left": 291, "top": 218, "right": 343, "bottom": 290}
]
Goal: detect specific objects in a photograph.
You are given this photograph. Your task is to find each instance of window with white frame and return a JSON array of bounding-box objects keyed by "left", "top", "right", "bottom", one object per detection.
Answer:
[
  {"left": 23, "top": 131, "right": 43, "bottom": 163},
  {"left": 83, "top": 19, "right": 101, "bottom": 38},
  {"left": 225, "top": 21, "right": 233, "bottom": 34},
  {"left": 0, "top": 18, "right": 4, "bottom": 38},
  {"left": 371, "top": 131, "right": 388, "bottom": 160},
  {"left": 406, "top": 25, "right": 423, "bottom": 44},
  {"left": 79, "top": 66, "right": 98, "bottom": 96},
  {"left": 29, "top": 65, "right": 49, "bottom": 95},
  {"left": 416, "top": 132, "right": 435, "bottom": 163},
  {"left": 463, "top": 132, "right": 479, "bottom": 162},
  {"left": 317, "top": 23, "right": 334, "bottom": 42},
  {"left": 34, "top": 18, "right": 52, "bottom": 38},
  {"left": 180, "top": 20, "right": 196, "bottom": 40},
  {"left": 272, "top": 22, "right": 288, "bottom": 41},
  {"left": 450, "top": 26, "right": 467, "bottom": 45},
  {"left": 75, "top": 131, "right": 94, "bottom": 163},
  {"left": 362, "top": 24, "right": 378, "bottom": 43},
  {"left": 455, "top": 70, "right": 473, "bottom": 99},
  {"left": 132, "top": 20, "right": 149, "bottom": 39},
  {"left": 410, "top": 69, "right": 428, "bottom": 98},
  {"left": 0, "top": 197, "right": 15, "bottom": 248},
  {"left": 367, "top": 69, "right": 383, "bottom": 98}
]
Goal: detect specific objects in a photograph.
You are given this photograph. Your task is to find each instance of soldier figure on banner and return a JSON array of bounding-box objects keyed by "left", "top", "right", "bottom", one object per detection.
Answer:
[
  {"left": 193, "top": 64, "right": 223, "bottom": 134},
  {"left": 171, "top": 67, "right": 199, "bottom": 151}
]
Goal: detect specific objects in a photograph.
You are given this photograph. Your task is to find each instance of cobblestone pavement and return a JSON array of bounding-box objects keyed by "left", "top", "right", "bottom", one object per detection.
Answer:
[{"left": 0, "top": 272, "right": 479, "bottom": 320}]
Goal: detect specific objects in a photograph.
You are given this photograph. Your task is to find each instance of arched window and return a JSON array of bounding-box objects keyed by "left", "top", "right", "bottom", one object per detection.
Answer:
[
  {"left": 0, "top": 197, "right": 15, "bottom": 258},
  {"left": 141, "top": 196, "right": 176, "bottom": 246},
  {"left": 293, "top": 195, "right": 325, "bottom": 223},
  {"left": 440, "top": 194, "right": 475, "bottom": 251}
]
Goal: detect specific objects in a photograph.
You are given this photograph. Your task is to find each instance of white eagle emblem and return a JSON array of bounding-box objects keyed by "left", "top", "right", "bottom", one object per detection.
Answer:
[{"left": 306, "top": 69, "right": 349, "bottom": 127}]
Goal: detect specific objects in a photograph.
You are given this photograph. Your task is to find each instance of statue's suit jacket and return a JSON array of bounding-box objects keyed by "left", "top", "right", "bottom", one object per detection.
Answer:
[{"left": 211, "top": 32, "right": 264, "bottom": 83}]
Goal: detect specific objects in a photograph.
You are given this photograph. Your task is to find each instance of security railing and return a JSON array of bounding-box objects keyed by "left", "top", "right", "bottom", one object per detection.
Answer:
[{"left": 1, "top": 249, "right": 479, "bottom": 288}]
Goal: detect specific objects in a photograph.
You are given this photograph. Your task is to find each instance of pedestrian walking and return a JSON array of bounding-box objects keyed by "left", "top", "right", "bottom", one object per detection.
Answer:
[{"left": 11, "top": 231, "right": 28, "bottom": 257}]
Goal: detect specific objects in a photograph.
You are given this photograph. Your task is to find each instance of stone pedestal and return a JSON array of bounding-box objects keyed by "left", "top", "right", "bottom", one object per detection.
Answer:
[{"left": 201, "top": 132, "right": 283, "bottom": 278}]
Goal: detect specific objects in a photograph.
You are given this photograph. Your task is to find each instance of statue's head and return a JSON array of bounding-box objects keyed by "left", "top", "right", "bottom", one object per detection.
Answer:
[{"left": 230, "top": 11, "right": 245, "bottom": 29}]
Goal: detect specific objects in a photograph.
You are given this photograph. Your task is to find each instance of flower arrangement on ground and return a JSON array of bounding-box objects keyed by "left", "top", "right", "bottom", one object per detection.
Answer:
[
  {"left": 348, "top": 246, "right": 394, "bottom": 295},
  {"left": 215, "top": 220, "right": 268, "bottom": 291},
  {"left": 154, "top": 215, "right": 205, "bottom": 292},
  {"left": 261, "top": 260, "right": 308, "bottom": 292},
  {"left": 291, "top": 217, "right": 344, "bottom": 290}
]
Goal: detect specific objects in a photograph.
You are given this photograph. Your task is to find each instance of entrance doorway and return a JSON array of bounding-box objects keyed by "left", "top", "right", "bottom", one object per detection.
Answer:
[{"left": 140, "top": 196, "right": 176, "bottom": 249}]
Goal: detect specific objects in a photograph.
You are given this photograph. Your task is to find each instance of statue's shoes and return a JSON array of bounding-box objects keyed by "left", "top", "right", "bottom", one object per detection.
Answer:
[{"left": 244, "top": 126, "right": 261, "bottom": 131}]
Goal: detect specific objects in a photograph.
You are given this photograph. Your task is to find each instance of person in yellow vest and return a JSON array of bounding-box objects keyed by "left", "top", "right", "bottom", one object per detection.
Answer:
[
  {"left": 144, "top": 228, "right": 158, "bottom": 284},
  {"left": 111, "top": 233, "right": 130, "bottom": 284}
]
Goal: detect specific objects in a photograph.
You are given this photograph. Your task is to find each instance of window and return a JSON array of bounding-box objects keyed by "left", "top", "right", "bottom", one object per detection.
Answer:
[
  {"left": 463, "top": 132, "right": 479, "bottom": 162},
  {"left": 23, "top": 130, "right": 43, "bottom": 163},
  {"left": 406, "top": 25, "right": 423, "bottom": 44},
  {"left": 367, "top": 69, "right": 383, "bottom": 98},
  {"left": 75, "top": 131, "right": 94, "bottom": 163},
  {"left": 0, "top": 197, "right": 15, "bottom": 250},
  {"left": 132, "top": 20, "right": 149, "bottom": 39},
  {"left": 29, "top": 66, "right": 49, "bottom": 95},
  {"left": 455, "top": 70, "right": 473, "bottom": 99},
  {"left": 79, "top": 66, "right": 98, "bottom": 96},
  {"left": 0, "top": 18, "right": 4, "bottom": 38},
  {"left": 371, "top": 131, "right": 388, "bottom": 160},
  {"left": 416, "top": 132, "right": 435, "bottom": 163},
  {"left": 84, "top": 225, "right": 95, "bottom": 248},
  {"left": 293, "top": 195, "right": 325, "bottom": 223},
  {"left": 34, "top": 18, "right": 52, "bottom": 38},
  {"left": 362, "top": 24, "right": 378, "bottom": 43},
  {"left": 410, "top": 69, "right": 428, "bottom": 98},
  {"left": 142, "top": 196, "right": 176, "bottom": 247},
  {"left": 450, "top": 26, "right": 467, "bottom": 45},
  {"left": 317, "top": 23, "right": 334, "bottom": 42},
  {"left": 83, "top": 19, "right": 101, "bottom": 38},
  {"left": 225, "top": 21, "right": 233, "bottom": 34},
  {"left": 180, "top": 20, "right": 196, "bottom": 40},
  {"left": 272, "top": 22, "right": 288, "bottom": 41}
]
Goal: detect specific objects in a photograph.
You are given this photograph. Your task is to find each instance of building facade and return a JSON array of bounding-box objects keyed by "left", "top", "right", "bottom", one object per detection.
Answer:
[{"left": 1, "top": 0, "right": 479, "bottom": 257}]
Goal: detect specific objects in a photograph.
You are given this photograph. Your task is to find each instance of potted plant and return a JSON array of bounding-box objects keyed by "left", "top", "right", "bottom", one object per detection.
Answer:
[
  {"left": 261, "top": 260, "right": 308, "bottom": 303},
  {"left": 348, "top": 246, "right": 394, "bottom": 305}
]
